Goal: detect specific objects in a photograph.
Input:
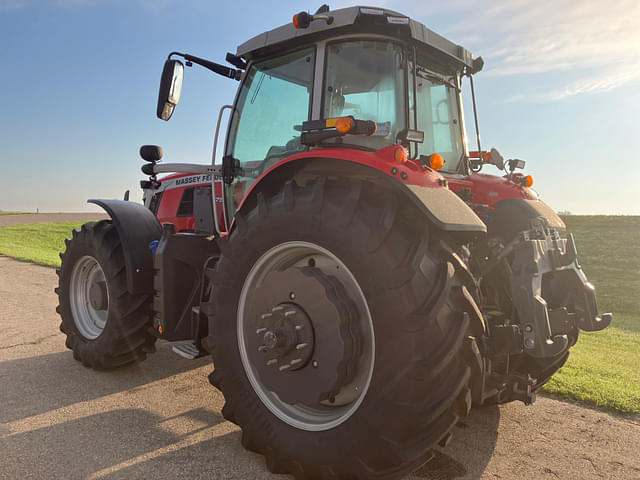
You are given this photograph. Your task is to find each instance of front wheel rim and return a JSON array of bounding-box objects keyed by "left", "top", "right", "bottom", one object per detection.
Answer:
[
  {"left": 237, "top": 241, "right": 375, "bottom": 432},
  {"left": 70, "top": 255, "right": 109, "bottom": 340}
]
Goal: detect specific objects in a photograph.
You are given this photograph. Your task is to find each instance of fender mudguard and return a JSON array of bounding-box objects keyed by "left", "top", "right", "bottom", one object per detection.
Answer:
[
  {"left": 238, "top": 158, "right": 487, "bottom": 238},
  {"left": 88, "top": 199, "right": 162, "bottom": 295},
  {"left": 403, "top": 183, "right": 486, "bottom": 235},
  {"left": 487, "top": 198, "right": 565, "bottom": 240}
]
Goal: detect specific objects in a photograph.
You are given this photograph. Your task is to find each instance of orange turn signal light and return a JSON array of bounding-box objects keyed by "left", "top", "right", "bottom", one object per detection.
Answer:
[
  {"left": 393, "top": 146, "right": 408, "bottom": 164},
  {"left": 522, "top": 175, "right": 534, "bottom": 187},
  {"left": 292, "top": 13, "right": 301, "bottom": 29},
  {"left": 482, "top": 151, "right": 491, "bottom": 162},
  {"left": 429, "top": 153, "right": 444, "bottom": 170},
  {"left": 335, "top": 116, "right": 354, "bottom": 134}
]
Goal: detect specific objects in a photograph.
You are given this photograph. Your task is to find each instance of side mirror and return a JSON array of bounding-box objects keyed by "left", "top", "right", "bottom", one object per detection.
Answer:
[
  {"left": 157, "top": 59, "right": 184, "bottom": 121},
  {"left": 484, "top": 147, "right": 505, "bottom": 170}
]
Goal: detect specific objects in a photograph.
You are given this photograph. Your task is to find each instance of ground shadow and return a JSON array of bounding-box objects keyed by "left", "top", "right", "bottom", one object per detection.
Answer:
[
  {"left": 1, "top": 339, "right": 501, "bottom": 479},
  {"left": 410, "top": 404, "right": 500, "bottom": 480},
  {"left": 0, "top": 341, "right": 209, "bottom": 424},
  {"left": 0, "top": 407, "right": 227, "bottom": 479}
]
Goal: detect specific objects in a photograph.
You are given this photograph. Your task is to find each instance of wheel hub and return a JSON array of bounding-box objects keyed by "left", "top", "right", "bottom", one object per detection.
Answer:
[
  {"left": 245, "top": 266, "right": 361, "bottom": 405},
  {"left": 89, "top": 281, "right": 108, "bottom": 311},
  {"left": 256, "top": 303, "right": 315, "bottom": 371}
]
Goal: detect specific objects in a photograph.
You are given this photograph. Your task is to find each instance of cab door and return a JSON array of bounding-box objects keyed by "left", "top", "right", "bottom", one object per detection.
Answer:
[{"left": 223, "top": 47, "right": 315, "bottom": 222}]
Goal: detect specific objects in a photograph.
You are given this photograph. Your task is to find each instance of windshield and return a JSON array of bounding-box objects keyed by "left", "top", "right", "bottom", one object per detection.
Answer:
[
  {"left": 323, "top": 40, "right": 406, "bottom": 149},
  {"left": 409, "top": 64, "right": 464, "bottom": 171}
]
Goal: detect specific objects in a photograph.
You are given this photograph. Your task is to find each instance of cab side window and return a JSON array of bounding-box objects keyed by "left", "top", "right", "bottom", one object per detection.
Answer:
[{"left": 177, "top": 187, "right": 194, "bottom": 217}]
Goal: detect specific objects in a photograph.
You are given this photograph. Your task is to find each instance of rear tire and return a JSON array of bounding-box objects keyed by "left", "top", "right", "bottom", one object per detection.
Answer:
[
  {"left": 207, "top": 178, "right": 478, "bottom": 479},
  {"left": 56, "top": 220, "right": 156, "bottom": 369}
]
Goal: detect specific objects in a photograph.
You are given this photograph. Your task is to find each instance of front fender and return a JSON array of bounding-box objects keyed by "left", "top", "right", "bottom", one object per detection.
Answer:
[
  {"left": 487, "top": 198, "right": 565, "bottom": 240},
  {"left": 88, "top": 199, "right": 162, "bottom": 295}
]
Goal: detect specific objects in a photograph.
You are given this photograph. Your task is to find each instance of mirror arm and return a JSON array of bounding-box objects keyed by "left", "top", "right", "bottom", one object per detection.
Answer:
[{"left": 168, "top": 52, "right": 241, "bottom": 81}]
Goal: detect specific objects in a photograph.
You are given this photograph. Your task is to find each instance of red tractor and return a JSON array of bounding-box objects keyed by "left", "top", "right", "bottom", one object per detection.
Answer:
[{"left": 57, "top": 6, "right": 610, "bottom": 479}]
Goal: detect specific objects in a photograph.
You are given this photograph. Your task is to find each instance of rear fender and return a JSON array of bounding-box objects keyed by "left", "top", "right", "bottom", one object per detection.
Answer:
[
  {"left": 88, "top": 199, "right": 162, "bottom": 295},
  {"left": 236, "top": 158, "right": 487, "bottom": 240}
]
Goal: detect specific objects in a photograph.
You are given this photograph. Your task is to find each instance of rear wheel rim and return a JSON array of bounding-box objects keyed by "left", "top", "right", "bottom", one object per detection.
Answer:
[
  {"left": 70, "top": 255, "right": 109, "bottom": 340},
  {"left": 237, "top": 241, "right": 375, "bottom": 432}
]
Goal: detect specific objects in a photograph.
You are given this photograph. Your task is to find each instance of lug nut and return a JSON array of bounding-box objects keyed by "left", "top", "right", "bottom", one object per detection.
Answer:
[
  {"left": 525, "top": 338, "right": 535, "bottom": 348},
  {"left": 524, "top": 324, "right": 533, "bottom": 333},
  {"left": 312, "top": 360, "right": 318, "bottom": 368},
  {"left": 289, "top": 292, "right": 296, "bottom": 300}
]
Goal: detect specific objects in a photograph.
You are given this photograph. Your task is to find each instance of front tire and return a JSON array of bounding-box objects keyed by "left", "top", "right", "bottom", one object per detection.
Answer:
[
  {"left": 56, "top": 221, "right": 156, "bottom": 369},
  {"left": 207, "top": 178, "right": 478, "bottom": 479}
]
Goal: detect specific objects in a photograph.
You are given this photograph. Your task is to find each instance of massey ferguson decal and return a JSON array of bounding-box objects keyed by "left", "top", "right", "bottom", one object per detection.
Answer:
[{"left": 157, "top": 174, "right": 222, "bottom": 191}]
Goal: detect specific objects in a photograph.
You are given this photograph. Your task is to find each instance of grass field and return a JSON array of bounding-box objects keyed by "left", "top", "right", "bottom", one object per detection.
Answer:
[
  {"left": 0, "top": 210, "right": 32, "bottom": 215},
  {"left": 0, "top": 216, "right": 638, "bottom": 414},
  {"left": 0, "top": 221, "right": 84, "bottom": 267},
  {"left": 542, "top": 216, "right": 640, "bottom": 414}
]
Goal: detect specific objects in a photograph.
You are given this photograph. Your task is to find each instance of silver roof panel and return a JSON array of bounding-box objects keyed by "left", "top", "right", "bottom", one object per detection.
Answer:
[{"left": 236, "top": 6, "right": 476, "bottom": 70}]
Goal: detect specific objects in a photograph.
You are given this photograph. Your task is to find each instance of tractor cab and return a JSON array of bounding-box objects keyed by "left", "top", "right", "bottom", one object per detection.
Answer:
[{"left": 151, "top": 6, "right": 486, "bottom": 233}]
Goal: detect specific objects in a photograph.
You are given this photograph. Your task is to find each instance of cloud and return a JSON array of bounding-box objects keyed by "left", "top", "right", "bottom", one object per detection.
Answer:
[
  {"left": 444, "top": 0, "right": 640, "bottom": 100},
  {"left": 366, "top": 0, "right": 640, "bottom": 101}
]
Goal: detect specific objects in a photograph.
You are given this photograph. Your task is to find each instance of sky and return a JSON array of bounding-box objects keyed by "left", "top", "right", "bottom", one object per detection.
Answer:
[{"left": 0, "top": 0, "right": 638, "bottom": 214}]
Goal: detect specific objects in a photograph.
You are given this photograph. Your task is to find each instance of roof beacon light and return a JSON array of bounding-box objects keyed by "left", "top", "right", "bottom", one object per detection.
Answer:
[
  {"left": 522, "top": 175, "right": 534, "bottom": 187},
  {"left": 293, "top": 10, "right": 334, "bottom": 29}
]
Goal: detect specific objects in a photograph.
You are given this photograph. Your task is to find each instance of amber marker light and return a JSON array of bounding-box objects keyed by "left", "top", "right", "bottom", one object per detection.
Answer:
[
  {"left": 334, "top": 116, "right": 354, "bottom": 134},
  {"left": 393, "top": 146, "right": 408, "bottom": 163},
  {"left": 292, "top": 13, "right": 301, "bottom": 28},
  {"left": 429, "top": 153, "right": 444, "bottom": 170},
  {"left": 522, "top": 175, "right": 534, "bottom": 187}
]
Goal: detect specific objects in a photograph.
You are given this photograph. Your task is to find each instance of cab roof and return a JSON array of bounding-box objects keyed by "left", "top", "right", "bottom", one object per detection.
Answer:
[{"left": 236, "top": 6, "right": 477, "bottom": 72}]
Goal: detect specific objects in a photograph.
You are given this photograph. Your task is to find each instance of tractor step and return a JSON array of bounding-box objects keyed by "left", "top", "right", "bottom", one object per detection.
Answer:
[{"left": 172, "top": 342, "right": 206, "bottom": 360}]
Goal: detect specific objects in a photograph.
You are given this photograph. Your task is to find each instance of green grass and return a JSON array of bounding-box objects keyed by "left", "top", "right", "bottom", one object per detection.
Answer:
[
  {"left": 0, "top": 215, "right": 638, "bottom": 414},
  {"left": 0, "top": 210, "right": 32, "bottom": 215},
  {"left": 542, "top": 216, "right": 640, "bottom": 414},
  {"left": 0, "top": 221, "right": 84, "bottom": 267}
]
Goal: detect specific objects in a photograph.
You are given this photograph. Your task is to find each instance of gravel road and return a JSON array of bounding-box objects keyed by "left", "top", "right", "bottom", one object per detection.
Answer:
[{"left": 1, "top": 254, "right": 639, "bottom": 480}]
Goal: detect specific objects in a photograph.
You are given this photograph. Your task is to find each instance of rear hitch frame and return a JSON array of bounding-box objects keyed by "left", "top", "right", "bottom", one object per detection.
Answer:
[{"left": 509, "top": 217, "right": 611, "bottom": 359}]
